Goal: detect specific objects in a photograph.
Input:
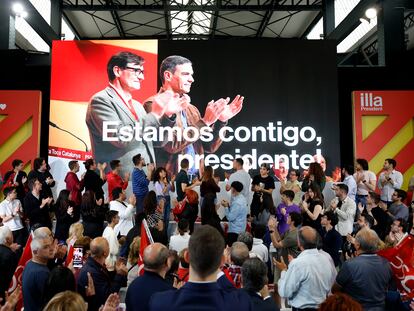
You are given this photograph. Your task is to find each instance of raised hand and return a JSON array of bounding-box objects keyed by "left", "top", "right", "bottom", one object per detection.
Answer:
[
  {"left": 124, "top": 172, "right": 130, "bottom": 181},
  {"left": 67, "top": 206, "right": 74, "bottom": 216},
  {"left": 151, "top": 90, "right": 190, "bottom": 118},
  {"left": 273, "top": 256, "right": 287, "bottom": 271},
  {"left": 85, "top": 272, "right": 96, "bottom": 297},
  {"left": 218, "top": 95, "right": 244, "bottom": 122},
  {"left": 202, "top": 98, "right": 227, "bottom": 126},
  {"left": 101, "top": 293, "right": 120, "bottom": 311},
  {"left": 128, "top": 194, "right": 136, "bottom": 206}
]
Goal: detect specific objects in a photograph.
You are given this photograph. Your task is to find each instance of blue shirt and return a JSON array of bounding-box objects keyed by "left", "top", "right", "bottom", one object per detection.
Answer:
[
  {"left": 278, "top": 249, "right": 337, "bottom": 309},
  {"left": 22, "top": 260, "right": 50, "bottom": 311},
  {"left": 132, "top": 167, "right": 149, "bottom": 197},
  {"left": 224, "top": 194, "right": 247, "bottom": 234}
]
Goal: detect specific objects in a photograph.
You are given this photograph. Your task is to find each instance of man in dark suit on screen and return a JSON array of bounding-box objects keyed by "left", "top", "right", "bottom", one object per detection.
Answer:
[{"left": 149, "top": 225, "right": 252, "bottom": 311}]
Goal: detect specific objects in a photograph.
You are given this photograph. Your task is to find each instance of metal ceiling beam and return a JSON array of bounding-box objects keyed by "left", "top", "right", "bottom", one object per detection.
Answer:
[
  {"left": 322, "top": 0, "right": 334, "bottom": 36},
  {"left": 162, "top": 0, "right": 171, "bottom": 39},
  {"left": 326, "top": 0, "right": 377, "bottom": 42},
  {"left": 50, "top": 0, "right": 62, "bottom": 37},
  {"left": 255, "top": 0, "right": 278, "bottom": 37},
  {"left": 300, "top": 11, "right": 322, "bottom": 38},
  {"left": 210, "top": 0, "right": 221, "bottom": 39},
  {"left": 62, "top": 11, "right": 81, "bottom": 39},
  {"left": 107, "top": 0, "right": 126, "bottom": 37},
  {"left": 22, "top": 0, "right": 60, "bottom": 46},
  {"left": 62, "top": 3, "right": 322, "bottom": 12}
]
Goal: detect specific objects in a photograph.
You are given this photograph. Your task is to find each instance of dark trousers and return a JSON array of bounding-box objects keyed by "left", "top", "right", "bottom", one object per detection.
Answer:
[{"left": 136, "top": 195, "right": 146, "bottom": 214}]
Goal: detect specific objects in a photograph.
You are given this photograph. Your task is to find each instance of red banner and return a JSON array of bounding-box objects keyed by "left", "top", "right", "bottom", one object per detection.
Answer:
[
  {"left": 48, "top": 146, "right": 92, "bottom": 161},
  {"left": 378, "top": 234, "right": 414, "bottom": 299},
  {"left": 9, "top": 233, "right": 33, "bottom": 310}
]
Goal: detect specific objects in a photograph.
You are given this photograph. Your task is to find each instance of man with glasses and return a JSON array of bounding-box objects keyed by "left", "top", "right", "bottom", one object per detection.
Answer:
[
  {"left": 86, "top": 51, "right": 179, "bottom": 175},
  {"left": 386, "top": 189, "right": 409, "bottom": 221}
]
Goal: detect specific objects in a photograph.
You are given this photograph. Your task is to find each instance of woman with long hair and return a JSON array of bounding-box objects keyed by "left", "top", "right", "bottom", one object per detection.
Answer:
[
  {"left": 301, "top": 162, "right": 326, "bottom": 192},
  {"left": 54, "top": 189, "right": 78, "bottom": 241},
  {"left": 200, "top": 166, "right": 220, "bottom": 202},
  {"left": 301, "top": 183, "right": 324, "bottom": 235},
  {"left": 201, "top": 193, "right": 224, "bottom": 237},
  {"left": 83, "top": 159, "right": 106, "bottom": 200},
  {"left": 66, "top": 222, "right": 84, "bottom": 246},
  {"left": 153, "top": 167, "right": 175, "bottom": 231},
  {"left": 80, "top": 190, "right": 107, "bottom": 238}
]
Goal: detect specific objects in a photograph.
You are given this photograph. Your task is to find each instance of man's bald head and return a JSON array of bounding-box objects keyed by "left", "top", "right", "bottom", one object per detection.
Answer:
[
  {"left": 143, "top": 243, "right": 169, "bottom": 271},
  {"left": 355, "top": 228, "right": 380, "bottom": 253},
  {"left": 298, "top": 226, "right": 319, "bottom": 250},
  {"left": 230, "top": 241, "right": 250, "bottom": 266},
  {"left": 90, "top": 237, "right": 109, "bottom": 258}
]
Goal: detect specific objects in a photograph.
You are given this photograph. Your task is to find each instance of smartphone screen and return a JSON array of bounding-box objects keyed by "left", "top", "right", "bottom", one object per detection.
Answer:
[{"left": 73, "top": 247, "right": 84, "bottom": 268}]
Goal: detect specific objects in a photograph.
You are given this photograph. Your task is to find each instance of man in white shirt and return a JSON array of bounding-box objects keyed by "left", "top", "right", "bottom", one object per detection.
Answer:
[
  {"left": 103, "top": 210, "right": 120, "bottom": 272},
  {"left": 169, "top": 219, "right": 190, "bottom": 253},
  {"left": 342, "top": 165, "right": 357, "bottom": 201},
  {"left": 226, "top": 158, "right": 251, "bottom": 204},
  {"left": 378, "top": 158, "right": 403, "bottom": 205},
  {"left": 251, "top": 225, "right": 268, "bottom": 263},
  {"left": 0, "top": 187, "right": 27, "bottom": 248},
  {"left": 354, "top": 158, "right": 376, "bottom": 208},
  {"left": 329, "top": 184, "right": 356, "bottom": 237},
  {"left": 109, "top": 187, "right": 136, "bottom": 236},
  {"left": 328, "top": 184, "right": 356, "bottom": 260},
  {"left": 275, "top": 226, "right": 336, "bottom": 310}
]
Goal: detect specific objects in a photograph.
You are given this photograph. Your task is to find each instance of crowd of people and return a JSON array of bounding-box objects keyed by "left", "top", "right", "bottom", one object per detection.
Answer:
[{"left": 0, "top": 154, "right": 414, "bottom": 311}]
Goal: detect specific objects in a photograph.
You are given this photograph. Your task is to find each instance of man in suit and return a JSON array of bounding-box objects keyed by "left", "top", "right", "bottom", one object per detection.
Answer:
[
  {"left": 149, "top": 225, "right": 252, "bottom": 311},
  {"left": 86, "top": 51, "right": 180, "bottom": 175},
  {"left": 125, "top": 242, "right": 174, "bottom": 311},
  {"left": 242, "top": 258, "right": 279, "bottom": 311},
  {"left": 144, "top": 55, "right": 244, "bottom": 175}
]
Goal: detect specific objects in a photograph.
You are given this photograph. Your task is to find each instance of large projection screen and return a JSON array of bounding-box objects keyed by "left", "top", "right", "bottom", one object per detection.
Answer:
[{"left": 49, "top": 39, "right": 340, "bottom": 194}]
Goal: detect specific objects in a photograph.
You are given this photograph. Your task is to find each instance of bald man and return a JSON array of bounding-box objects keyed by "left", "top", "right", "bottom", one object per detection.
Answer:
[
  {"left": 333, "top": 229, "right": 392, "bottom": 311},
  {"left": 77, "top": 237, "right": 127, "bottom": 311},
  {"left": 228, "top": 242, "right": 250, "bottom": 288},
  {"left": 126, "top": 243, "right": 174, "bottom": 311},
  {"left": 275, "top": 226, "right": 336, "bottom": 311}
]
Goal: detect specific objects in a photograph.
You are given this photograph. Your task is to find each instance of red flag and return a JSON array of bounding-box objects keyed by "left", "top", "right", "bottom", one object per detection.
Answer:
[
  {"left": 65, "top": 244, "right": 74, "bottom": 267},
  {"left": 378, "top": 234, "right": 414, "bottom": 299},
  {"left": 137, "top": 219, "right": 154, "bottom": 276},
  {"left": 8, "top": 232, "right": 33, "bottom": 311}
]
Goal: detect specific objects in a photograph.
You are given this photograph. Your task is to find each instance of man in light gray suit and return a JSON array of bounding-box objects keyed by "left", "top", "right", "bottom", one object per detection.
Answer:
[{"left": 86, "top": 51, "right": 181, "bottom": 175}]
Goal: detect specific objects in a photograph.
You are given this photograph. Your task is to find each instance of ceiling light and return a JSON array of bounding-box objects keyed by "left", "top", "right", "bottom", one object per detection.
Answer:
[
  {"left": 365, "top": 7, "right": 377, "bottom": 20},
  {"left": 21, "top": 11, "right": 28, "bottom": 18},
  {"left": 12, "top": 3, "right": 24, "bottom": 14}
]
